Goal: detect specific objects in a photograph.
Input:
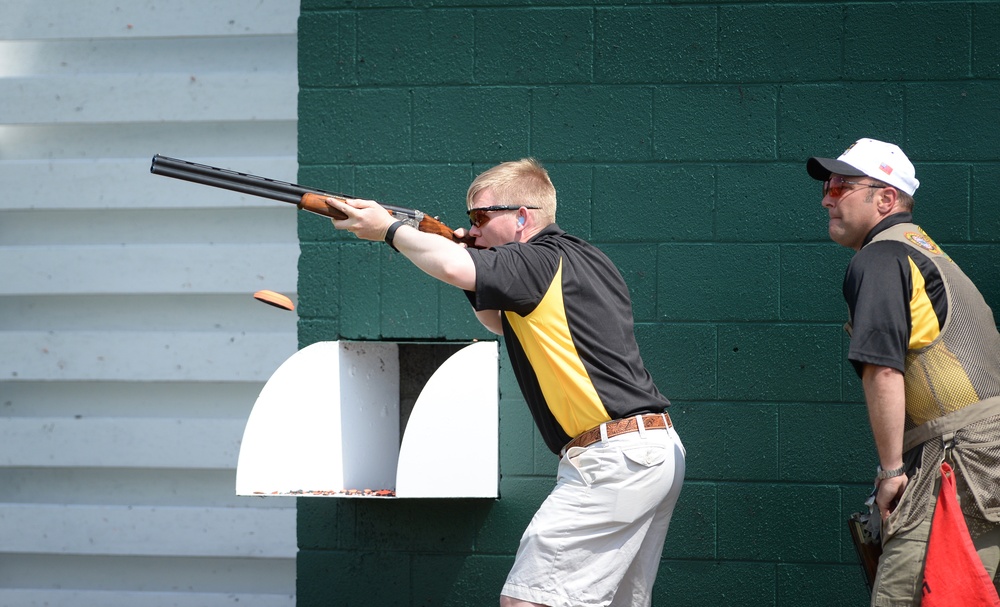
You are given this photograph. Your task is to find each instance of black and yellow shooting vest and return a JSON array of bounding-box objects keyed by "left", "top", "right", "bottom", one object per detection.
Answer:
[{"left": 864, "top": 223, "right": 1000, "bottom": 429}]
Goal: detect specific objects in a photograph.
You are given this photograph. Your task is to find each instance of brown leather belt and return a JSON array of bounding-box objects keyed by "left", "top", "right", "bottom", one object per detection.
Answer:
[{"left": 563, "top": 413, "right": 672, "bottom": 453}]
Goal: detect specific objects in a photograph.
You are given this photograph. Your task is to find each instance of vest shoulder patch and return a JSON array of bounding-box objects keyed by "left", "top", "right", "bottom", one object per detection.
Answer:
[{"left": 904, "top": 229, "right": 945, "bottom": 257}]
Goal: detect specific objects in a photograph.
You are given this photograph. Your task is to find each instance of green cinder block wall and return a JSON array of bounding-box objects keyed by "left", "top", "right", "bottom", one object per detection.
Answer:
[{"left": 295, "top": 1, "right": 1000, "bottom": 605}]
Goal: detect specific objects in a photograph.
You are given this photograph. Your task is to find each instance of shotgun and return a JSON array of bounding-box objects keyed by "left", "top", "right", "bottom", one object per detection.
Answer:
[{"left": 150, "top": 155, "right": 477, "bottom": 248}]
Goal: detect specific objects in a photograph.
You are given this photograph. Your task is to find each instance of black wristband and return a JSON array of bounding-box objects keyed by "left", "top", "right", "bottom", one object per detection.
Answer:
[{"left": 384, "top": 220, "right": 405, "bottom": 252}]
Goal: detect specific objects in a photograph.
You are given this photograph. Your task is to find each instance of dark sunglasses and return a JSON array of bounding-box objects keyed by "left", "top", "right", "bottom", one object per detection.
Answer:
[
  {"left": 823, "top": 179, "right": 885, "bottom": 199},
  {"left": 468, "top": 205, "right": 540, "bottom": 228}
]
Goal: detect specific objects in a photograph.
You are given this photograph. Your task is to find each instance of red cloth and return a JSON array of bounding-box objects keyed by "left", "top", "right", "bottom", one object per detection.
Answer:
[{"left": 921, "top": 462, "right": 1000, "bottom": 606}]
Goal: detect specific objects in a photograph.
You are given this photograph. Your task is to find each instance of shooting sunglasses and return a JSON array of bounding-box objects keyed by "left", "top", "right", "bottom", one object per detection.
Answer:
[
  {"left": 468, "top": 205, "right": 540, "bottom": 228},
  {"left": 823, "top": 179, "right": 886, "bottom": 199}
]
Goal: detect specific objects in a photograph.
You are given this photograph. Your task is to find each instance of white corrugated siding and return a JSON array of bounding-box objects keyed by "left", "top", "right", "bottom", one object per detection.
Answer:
[{"left": 0, "top": 1, "right": 300, "bottom": 605}]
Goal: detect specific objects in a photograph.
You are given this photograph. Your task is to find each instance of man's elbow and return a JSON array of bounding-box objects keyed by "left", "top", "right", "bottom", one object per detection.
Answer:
[
  {"left": 482, "top": 322, "right": 503, "bottom": 336},
  {"left": 475, "top": 310, "right": 503, "bottom": 335}
]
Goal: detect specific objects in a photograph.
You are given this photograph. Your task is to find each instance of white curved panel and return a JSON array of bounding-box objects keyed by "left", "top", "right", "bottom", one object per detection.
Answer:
[
  {"left": 237, "top": 340, "right": 497, "bottom": 499},
  {"left": 396, "top": 341, "right": 499, "bottom": 498},
  {"left": 235, "top": 341, "right": 399, "bottom": 495}
]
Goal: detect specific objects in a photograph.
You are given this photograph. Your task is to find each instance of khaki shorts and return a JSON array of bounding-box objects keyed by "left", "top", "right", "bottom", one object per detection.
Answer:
[
  {"left": 502, "top": 422, "right": 685, "bottom": 607},
  {"left": 872, "top": 516, "right": 1000, "bottom": 606}
]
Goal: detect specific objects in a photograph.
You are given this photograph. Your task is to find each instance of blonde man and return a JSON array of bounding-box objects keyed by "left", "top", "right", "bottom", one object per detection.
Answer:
[{"left": 327, "top": 158, "right": 685, "bottom": 607}]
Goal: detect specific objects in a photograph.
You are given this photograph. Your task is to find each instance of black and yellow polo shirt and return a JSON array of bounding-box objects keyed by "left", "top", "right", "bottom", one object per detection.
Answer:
[
  {"left": 466, "top": 224, "right": 670, "bottom": 454},
  {"left": 844, "top": 213, "right": 943, "bottom": 375},
  {"left": 844, "top": 213, "right": 1000, "bottom": 428}
]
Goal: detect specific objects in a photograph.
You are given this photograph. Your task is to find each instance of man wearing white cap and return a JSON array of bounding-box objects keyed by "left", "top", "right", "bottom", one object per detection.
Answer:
[{"left": 808, "top": 138, "right": 1000, "bottom": 605}]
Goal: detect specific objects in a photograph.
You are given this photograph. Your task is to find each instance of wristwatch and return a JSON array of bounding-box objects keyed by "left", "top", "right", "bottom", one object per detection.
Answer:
[
  {"left": 876, "top": 464, "right": 906, "bottom": 480},
  {"left": 384, "top": 220, "right": 406, "bottom": 252}
]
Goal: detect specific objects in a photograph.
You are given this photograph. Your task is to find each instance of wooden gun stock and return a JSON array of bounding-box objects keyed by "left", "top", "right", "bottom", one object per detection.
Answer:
[
  {"left": 296, "top": 193, "right": 475, "bottom": 246},
  {"left": 151, "top": 155, "right": 477, "bottom": 248}
]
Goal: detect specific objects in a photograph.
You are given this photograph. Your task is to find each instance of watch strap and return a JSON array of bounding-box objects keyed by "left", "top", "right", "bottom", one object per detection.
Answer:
[
  {"left": 876, "top": 465, "right": 906, "bottom": 480},
  {"left": 384, "top": 220, "right": 405, "bottom": 252}
]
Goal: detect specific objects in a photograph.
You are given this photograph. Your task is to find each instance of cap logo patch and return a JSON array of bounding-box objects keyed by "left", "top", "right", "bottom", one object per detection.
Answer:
[{"left": 879, "top": 163, "right": 894, "bottom": 175}]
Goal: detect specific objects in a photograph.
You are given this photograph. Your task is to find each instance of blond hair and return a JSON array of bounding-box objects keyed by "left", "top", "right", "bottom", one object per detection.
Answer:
[{"left": 466, "top": 158, "right": 557, "bottom": 223}]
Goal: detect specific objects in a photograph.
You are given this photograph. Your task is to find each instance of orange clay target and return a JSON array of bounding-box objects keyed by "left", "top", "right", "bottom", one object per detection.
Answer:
[{"left": 253, "top": 290, "right": 295, "bottom": 311}]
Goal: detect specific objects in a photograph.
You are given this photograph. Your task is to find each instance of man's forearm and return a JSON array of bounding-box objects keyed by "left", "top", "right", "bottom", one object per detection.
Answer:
[
  {"left": 861, "top": 364, "right": 907, "bottom": 470},
  {"left": 324, "top": 196, "right": 477, "bottom": 291},
  {"left": 392, "top": 224, "right": 477, "bottom": 291},
  {"left": 394, "top": 226, "right": 500, "bottom": 333}
]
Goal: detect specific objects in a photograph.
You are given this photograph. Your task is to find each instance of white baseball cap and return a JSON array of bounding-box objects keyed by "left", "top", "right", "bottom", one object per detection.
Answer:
[{"left": 807, "top": 138, "right": 919, "bottom": 196}]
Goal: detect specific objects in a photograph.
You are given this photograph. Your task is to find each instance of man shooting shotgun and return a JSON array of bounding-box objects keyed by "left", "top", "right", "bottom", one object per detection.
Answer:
[
  {"left": 326, "top": 158, "right": 685, "bottom": 607},
  {"left": 154, "top": 154, "right": 687, "bottom": 606},
  {"left": 149, "top": 155, "right": 476, "bottom": 248}
]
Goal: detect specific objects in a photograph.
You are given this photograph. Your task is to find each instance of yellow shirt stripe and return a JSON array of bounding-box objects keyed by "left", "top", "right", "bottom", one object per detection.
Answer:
[
  {"left": 908, "top": 256, "right": 939, "bottom": 350},
  {"left": 504, "top": 260, "right": 611, "bottom": 437}
]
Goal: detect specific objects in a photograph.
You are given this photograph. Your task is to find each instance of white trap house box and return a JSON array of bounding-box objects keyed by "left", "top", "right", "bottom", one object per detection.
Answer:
[{"left": 236, "top": 340, "right": 499, "bottom": 498}]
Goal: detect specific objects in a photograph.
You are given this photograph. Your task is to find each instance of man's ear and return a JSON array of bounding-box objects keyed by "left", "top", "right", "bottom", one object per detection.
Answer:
[{"left": 877, "top": 186, "right": 899, "bottom": 214}]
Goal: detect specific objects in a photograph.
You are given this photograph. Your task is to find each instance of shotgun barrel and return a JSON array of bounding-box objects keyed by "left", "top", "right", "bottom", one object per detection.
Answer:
[
  {"left": 150, "top": 155, "right": 477, "bottom": 247},
  {"left": 151, "top": 155, "right": 412, "bottom": 216}
]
